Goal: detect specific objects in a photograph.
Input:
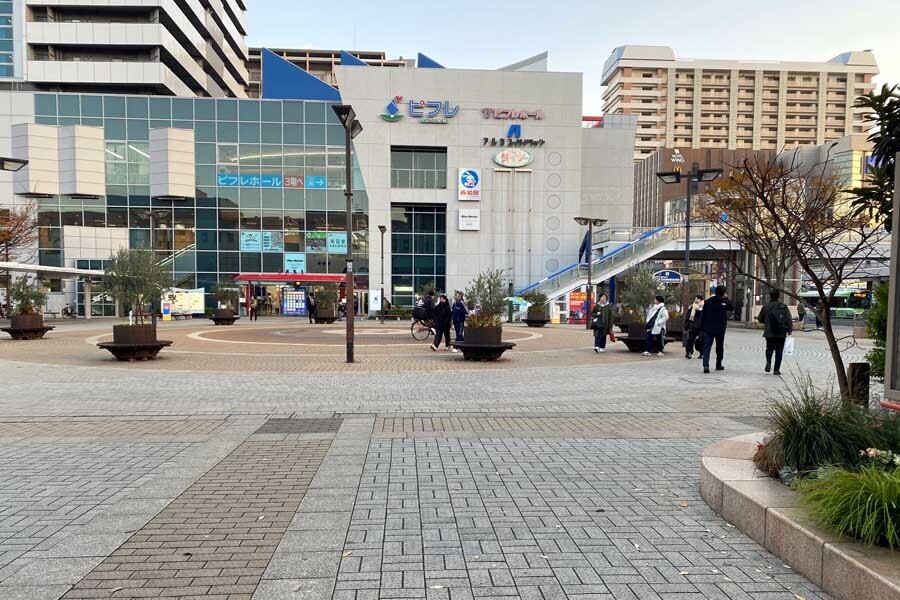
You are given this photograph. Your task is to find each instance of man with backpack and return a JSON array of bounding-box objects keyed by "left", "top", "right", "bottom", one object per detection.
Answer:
[{"left": 757, "top": 290, "right": 793, "bottom": 376}]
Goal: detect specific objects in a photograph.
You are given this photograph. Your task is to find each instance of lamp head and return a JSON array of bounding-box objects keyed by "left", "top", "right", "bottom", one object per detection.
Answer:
[
  {"left": 656, "top": 171, "right": 682, "bottom": 184},
  {"left": 378, "top": 225, "right": 386, "bottom": 234}
]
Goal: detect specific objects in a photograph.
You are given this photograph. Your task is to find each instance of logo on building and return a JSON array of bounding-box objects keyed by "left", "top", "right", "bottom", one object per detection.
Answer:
[
  {"left": 458, "top": 169, "right": 481, "bottom": 201},
  {"left": 507, "top": 124, "right": 522, "bottom": 138},
  {"left": 380, "top": 96, "right": 404, "bottom": 122},
  {"left": 482, "top": 108, "right": 545, "bottom": 120},
  {"left": 492, "top": 148, "right": 533, "bottom": 169},
  {"left": 671, "top": 149, "right": 685, "bottom": 164},
  {"left": 380, "top": 96, "right": 459, "bottom": 124}
]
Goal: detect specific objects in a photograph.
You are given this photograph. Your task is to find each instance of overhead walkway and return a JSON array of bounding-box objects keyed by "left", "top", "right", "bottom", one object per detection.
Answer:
[{"left": 514, "top": 224, "right": 738, "bottom": 310}]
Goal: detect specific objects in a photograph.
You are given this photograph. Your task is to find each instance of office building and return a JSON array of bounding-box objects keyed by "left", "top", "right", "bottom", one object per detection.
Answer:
[
  {"left": 11, "top": 0, "right": 249, "bottom": 97},
  {"left": 601, "top": 45, "right": 878, "bottom": 160},
  {"left": 0, "top": 50, "right": 638, "bottom": 315}
]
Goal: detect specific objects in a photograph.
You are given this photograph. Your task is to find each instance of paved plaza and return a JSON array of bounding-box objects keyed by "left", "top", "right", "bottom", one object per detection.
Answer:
[{"left": 0, "top": 319, "right": 874, "bottom": 599}]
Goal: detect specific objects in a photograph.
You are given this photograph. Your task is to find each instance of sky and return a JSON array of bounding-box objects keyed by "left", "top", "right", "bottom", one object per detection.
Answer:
[{"left": 246, "top": 0, "right": 900, "bottom": 115}]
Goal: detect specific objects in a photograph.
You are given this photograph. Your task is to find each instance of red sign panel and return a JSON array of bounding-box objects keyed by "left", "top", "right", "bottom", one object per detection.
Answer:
[{"left": 284, "top": 176, "right": 305, "bottom": 189}]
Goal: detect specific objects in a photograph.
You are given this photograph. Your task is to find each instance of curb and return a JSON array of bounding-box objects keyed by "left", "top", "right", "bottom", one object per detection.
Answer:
[{"left": 700, "top": 432, "right": 900, "bottom": 600}]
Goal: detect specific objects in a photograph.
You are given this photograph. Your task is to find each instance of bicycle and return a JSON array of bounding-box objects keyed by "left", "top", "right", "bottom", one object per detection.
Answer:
[{"left": 410, "top": 306, "right": 434, "bottom": 341}]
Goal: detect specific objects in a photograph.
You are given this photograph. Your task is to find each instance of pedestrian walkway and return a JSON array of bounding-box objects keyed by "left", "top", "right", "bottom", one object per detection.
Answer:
[{"left": 0, "top": 326, "right": 858, "bottom": 599}]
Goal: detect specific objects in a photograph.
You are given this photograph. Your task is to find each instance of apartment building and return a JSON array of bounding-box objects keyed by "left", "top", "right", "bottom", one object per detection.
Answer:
[
  {"left": 602, "top": 46, "right": 878, "bottom": 160},
  {"left": 13, "top": 0, "right": 249, "bottom": 97},
  {"left": 246, "top": 48, "right": 409, "bottom": 97}
]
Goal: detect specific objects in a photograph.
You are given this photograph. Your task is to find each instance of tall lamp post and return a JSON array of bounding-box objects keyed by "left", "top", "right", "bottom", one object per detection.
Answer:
[
  {"left": 332, "top": 105, "right": 363, "bottom": 364},
  {"left": 573, "top": 217, "right": 607, "bottom": 329},
  {"left": 656, "top": 161, "right": 722, "bottom": 310},
  {"left": 378, "top": 225, "right": 386, "bottom": 325}
]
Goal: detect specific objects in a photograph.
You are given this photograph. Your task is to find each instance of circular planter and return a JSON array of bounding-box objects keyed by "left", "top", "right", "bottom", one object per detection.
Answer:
[
  {"left": 211, "top": 308, "right": 239, "bottom": 326},
  {"left": 1, "top": 314, "right": 54, "bottom": 340},
  {"left": 464, "top": 325, "right": 502, "bottom": 346},
  {"left": 97, "top": 324, "right": 172, "bottom": 361},
  {"left": 524, "top": 308, "right": 550, "bottom": 327},
  {"left": 451, "top": 326, "right": 513, "bottom": 361}
]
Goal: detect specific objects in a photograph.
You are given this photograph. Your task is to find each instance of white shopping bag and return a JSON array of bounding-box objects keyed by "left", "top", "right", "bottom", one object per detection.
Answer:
[{"left": 784, "top": 336, "right": 795, "bottom": 357}]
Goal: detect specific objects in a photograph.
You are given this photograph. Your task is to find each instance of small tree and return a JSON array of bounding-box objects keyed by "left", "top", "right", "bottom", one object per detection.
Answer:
[
  {"left": 522, "top": 290, "right": 547, "bottom": 306},
  {"left": 465, "top": 269, "right": 506, "bottom": 327},
  {"left": 704, "top": 154, "right": 889, "bottom": 399},
  {"left": 9, "top": 276, "right": 47, "bottom": 316},
  {"left": 849, "top": 84, "right": 898, "bottom": 231},
  {"left": 213, "top": 283, "right": 239, "bottom": 311},
  {"left": 104, "top": 249, "right": 172, "bottom": 324},
  {"left": 618, "top": 268, "right": 659, "bottom": 319},
  {"left": 416, "top": 279, "right": 437, "bottom": 297},
  {"left": 315, "top": 286, "right": 338, "bottom": 310},
  {"left": 0, "top": 202, "right": 38, "bottom": 314}
]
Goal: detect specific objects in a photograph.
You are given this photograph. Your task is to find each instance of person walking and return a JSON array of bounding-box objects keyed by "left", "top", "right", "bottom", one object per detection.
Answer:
[
  {"left": 758, "top": 290, "right": 793, "bottom": 376},
  {"left": 591, "top": 293, "right": 614, "bottom": 353},
  {"left": 683, "top": 295, "right": 704, "bottom": 359},
  {"left": 643, "top": 295, "right": 669, "bottom": 357},
  {"left": 249, "top": 297, "right": 259, "bottom": 321},
  {"left": 796, "top": 301, "right": 807, "bottom": 325},
  {"left": 451, "top": 291, "right": 468, "bottom": 342},
  {"left": 699, "top": 285, "right": 734, "bottom": 373},
  {"left": 430, "top": 294, "right": 453, "bottom": 352},
  {"left": 306, "top": 293, "right": 317, "bottom": 324}
]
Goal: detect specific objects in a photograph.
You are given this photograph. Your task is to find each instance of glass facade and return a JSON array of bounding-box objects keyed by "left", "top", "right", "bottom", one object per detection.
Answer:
[
  {"left": 32, "top": 93, "right": 368, "bottom": 307},
  {"left": 390, "top": 204, "right": 446, "bottom": 307},
  {"left": 390, "top": 147, "right": 448, "bottom": 189},
  {"left": 0, "top": 1, "right": 13, "bottom": 78}
]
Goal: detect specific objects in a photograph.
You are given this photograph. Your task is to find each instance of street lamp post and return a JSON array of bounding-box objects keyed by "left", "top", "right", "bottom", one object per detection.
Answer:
[
  {"left": 378, "top": 225, "right": 386, "bottom": 325},
  {"left": 573, "top": 217, "right": 607, "bottom": 329},
  {"left": 332, "top": 105, "right": 363, "bottom": 363},
  {"left": 656, "top": 162, "right": 722, "bottom": 311}
]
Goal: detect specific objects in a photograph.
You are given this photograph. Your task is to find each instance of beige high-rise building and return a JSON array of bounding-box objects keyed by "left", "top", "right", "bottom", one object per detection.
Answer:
[{"left": 601, "top": 46, "right": 878, "bottom": 160}]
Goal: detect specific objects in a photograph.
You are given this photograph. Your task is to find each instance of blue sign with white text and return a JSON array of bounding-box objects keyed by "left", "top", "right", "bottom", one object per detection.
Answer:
[
  {"left": 327, "top": 232, "right": 348, "bottom": 254},
  {"left": 218, "top": 173, "right": 287, "bottom": 188},
  {"left": 284, "top": 253, "right": 307, "bottom": 274},
  {"left": 305, "top": 176, "right": 327, "bottom": 189}
]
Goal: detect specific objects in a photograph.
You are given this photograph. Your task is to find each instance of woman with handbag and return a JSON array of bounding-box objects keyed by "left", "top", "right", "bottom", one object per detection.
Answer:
[
  {"left": 683, "top": 295, "right": 703, "bottom": 359},
  {"left": 590, "top": 293, "right": 614, "bottom": 353},
  {"left": 643, "top": 295, "right": 669, "bottom": 357}
]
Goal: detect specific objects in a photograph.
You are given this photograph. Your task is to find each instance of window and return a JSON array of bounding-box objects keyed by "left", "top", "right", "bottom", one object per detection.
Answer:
[
  {"left": 390, "top": 204, "right": 446, "bottom": 307},
  {"left": 390, "top": 147, "right": 447, "bottom": 189}
]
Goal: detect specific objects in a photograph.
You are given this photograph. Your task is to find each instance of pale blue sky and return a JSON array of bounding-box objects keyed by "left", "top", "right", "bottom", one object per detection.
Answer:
[{"left": 247, "top": 0, "right": 899, "bottom": 114}]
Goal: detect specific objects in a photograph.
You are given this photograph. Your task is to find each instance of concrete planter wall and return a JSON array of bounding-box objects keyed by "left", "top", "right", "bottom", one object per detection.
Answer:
[{"left": 700, "top": 433, "right": 900, "bottom": 600}]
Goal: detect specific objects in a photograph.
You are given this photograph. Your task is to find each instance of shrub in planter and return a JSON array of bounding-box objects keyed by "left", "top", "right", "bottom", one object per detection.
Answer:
[
  {"left": 464, "top": 269, "right": 506, "bottom": 344},
  {"left": 8, "top": 276, "right": 47, "bottom": 329},
  {"left": 212, "top": 284, "right": 240, "bottom": 322},
  {"left": 522, "top": 290, "right": 548, "bottom": 321},
  {"left": 314, "top": 286, "right": 338, "bottom": 320},
  {"left": 754, "top": 375, "right": 878, "bottom": 475},
  {"left": 796, "top": 464, "right": 900, "bottom": 548},
  {"left": 104, "top": 249, "right": 172, "bottom": 343}
]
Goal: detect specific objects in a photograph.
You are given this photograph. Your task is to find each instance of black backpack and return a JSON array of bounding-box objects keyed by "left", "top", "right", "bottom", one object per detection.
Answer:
[{"left": 771, "top": 304, "right": 792, "bottom": 334}]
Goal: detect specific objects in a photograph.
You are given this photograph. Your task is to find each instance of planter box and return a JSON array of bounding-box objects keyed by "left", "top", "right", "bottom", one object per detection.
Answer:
[
  {"left": 211, "top": 308, "right": 239, "bottom": 326},
  {"left": 315, "top": 306, "right": 338, "bottom": 324},
  {"left": 465, "top": 325, "right": 502, "bottom": 346},
  {"left": 527, "top": 307, "right": 548, "bottom": 321},
  {"left": 2, "top": 313, "right": 54, "bottom": 340},
  {"left": 113, "top": 324, "right": 158, "bottom": 345}
]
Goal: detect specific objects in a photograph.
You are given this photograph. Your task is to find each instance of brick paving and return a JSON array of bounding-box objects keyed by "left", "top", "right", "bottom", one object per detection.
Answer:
[
  {"left": 59, "top": 437, "right": 331, "bottom": 599},
  {"left": 0, "top": 326, "right": 862, "bottom": 599}
]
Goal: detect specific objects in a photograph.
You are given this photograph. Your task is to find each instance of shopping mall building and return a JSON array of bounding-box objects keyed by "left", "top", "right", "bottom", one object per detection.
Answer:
[{"left": 0, "top": 50, "right": 637, "bottom": 314}]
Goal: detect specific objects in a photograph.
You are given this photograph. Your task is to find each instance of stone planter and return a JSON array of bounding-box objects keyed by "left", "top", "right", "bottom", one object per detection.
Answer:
[
  {"left": 1, "top": 313, "right": 54, "bottom": 340},
  {"left": 464, "top": 325, "right": 502, "bottom": 346},
  {"left": 211, "top": 308, "right": 239, "bottom": 326},
  {"left": 98, "top": 324, "right": 171, "bottom": 361},
  {"left": 524, "top": 308, "right": 550, "bottom": 328},
  {"left": 315, "top": 306, "right": 338, "bottom": 324}
]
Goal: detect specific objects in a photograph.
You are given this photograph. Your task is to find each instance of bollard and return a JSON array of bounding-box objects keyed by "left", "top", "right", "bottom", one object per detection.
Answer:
[{"left": 848, "top": 362, "right": 871, "bottom": 406}]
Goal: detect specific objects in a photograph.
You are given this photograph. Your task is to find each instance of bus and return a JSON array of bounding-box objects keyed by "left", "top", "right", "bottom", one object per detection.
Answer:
[{"left": 799, "top": 288, "right": 874, "bottom": 319}]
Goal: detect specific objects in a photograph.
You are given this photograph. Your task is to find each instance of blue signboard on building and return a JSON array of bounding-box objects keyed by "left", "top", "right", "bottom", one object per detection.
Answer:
[
  {"left": 240, "top": 231, "right": 262, "bottom": 252},
  {"left": 305, "top": 175, "right": 327, "bottom": 189},
  {"left": 327, "top": 232, "right": 348, "bottom": 254},
  {"left": 218, "top": 173, "right": 287, "bottom": 188},
  {"left": 284, "top": 253, "right": 307, "bottom": 274}
]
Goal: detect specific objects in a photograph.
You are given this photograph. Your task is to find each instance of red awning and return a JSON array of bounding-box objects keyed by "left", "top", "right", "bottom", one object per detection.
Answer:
[{"left": 231, "top": 273, "right": 346, "bottom": 283}]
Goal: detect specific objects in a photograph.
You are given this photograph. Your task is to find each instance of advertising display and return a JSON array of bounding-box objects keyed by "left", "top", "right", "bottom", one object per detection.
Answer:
[
  {"left": 282, "top": 288, "right": 307, "bottom": 317},
  {"left": 568, "top": 290, "right": 587, "bottom": 324},
  {"left": 327, "top": 232, "right": 348, "bottom": 254},
  {"left": 284, "top": 253, "right": 307, "bottom": 274},
  {"left": 261, "top": 231, "right": 284, "bottom": 252},
  {"left": 240, "top": 231, "right": 261, "bottom": 252},
  {"left": 369, "top": 289, "right": 382, "bottom": 313},
  {"left": 306, "top": 232, "right": 327, "bottom": 252},
  {"left": 457, "top": 168, "right": 481, "bottom": 201},
  {"left": 458, "top": 208, "right": 481, "bottom": 231},
  {"left": 493, "top": 148, "right": 534, "bottom": 168},
  {"left": 162, "top": 288, "right": 205, "bottom": 315}
]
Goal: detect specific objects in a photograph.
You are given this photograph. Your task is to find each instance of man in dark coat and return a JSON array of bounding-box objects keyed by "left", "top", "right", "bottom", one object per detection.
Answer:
[
  {"left": 430, "top": 294, "right": 453, "bottom": 351},
  {"left": 757, "top": 290, "right": 793, "bottom": 375},
  {"left": 699, "top": 285, "right": 734, "bottom": 374}
]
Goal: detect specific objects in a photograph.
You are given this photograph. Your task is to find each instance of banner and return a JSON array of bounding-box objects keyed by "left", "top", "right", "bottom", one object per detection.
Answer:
[
  {"left": 457, "top": 168, "right": 481, "bottom": 201},
  {"left": 306, "top": 232, "right": 327, "bottom": 252},
  {"left": 162, "top": 288, "right": 205, "bottom": 315},
  {"left": 568, "top": 290, "right": 587, "bottom": 324}
]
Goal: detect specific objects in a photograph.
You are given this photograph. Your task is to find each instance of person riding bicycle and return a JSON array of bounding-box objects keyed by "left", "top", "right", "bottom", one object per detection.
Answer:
[{"left": 421, "top": 290, "right": 436, "bottom": 320}]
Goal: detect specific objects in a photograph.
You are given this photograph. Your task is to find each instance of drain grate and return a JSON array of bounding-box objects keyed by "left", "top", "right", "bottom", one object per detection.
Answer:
[{"left": 255, "top": 418, "right": 343, "bottom": 434}]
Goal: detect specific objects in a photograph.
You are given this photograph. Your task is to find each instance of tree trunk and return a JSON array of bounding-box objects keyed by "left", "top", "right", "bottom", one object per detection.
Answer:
[{"left": 821, "top": 304, "right": 850, "bottom": 399}]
